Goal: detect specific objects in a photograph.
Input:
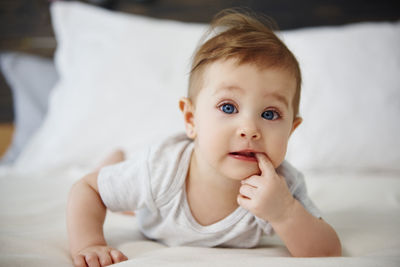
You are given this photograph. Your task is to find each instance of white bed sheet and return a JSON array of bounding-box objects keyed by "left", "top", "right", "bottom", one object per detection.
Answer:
[
  {"left": 1, "top": 2, "right": 400, "bottom": 266},
  {"left": 1, "top": 166, "right": 399, "bottom": 266}
]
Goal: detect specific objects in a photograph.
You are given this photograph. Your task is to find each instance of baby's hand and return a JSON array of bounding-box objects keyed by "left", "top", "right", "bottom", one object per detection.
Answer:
[
  {"left": 72, "top": 245, "right": 128, "bottom": 267},
  {"left": 237, "top": 153, "right": 295, "bottom": 223}
]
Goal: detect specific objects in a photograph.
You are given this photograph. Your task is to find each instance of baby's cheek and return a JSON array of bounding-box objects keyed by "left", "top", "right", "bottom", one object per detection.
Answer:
[
  {"left": 267, "top": 138, "right": 288, "bottom": 168},
  {"left": 198, "top": 130, "right": 220, "bottom": 153}
]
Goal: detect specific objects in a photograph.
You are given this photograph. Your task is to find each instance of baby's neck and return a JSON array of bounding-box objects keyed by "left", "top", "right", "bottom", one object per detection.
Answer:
[
  {"left": 185, "top": 151, "right": 241, "bottom": 226},
  {"left": 190, "top": 150, "right": 241, "bottom": 197}
]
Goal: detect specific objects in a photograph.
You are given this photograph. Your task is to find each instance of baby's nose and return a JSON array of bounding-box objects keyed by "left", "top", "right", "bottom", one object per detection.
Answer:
[{"left": 238, "top": 127, "right": 261, "bottom": 140}]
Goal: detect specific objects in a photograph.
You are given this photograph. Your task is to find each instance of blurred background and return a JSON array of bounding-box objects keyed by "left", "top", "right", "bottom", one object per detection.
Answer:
[{"left": 0, "top": 0, "right": 399, "bottom": 155}]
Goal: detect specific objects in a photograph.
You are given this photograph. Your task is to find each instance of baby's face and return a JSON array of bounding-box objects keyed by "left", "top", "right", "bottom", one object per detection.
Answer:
[{"left": 189, "top": 58, "right": 301, "bottom": 180}]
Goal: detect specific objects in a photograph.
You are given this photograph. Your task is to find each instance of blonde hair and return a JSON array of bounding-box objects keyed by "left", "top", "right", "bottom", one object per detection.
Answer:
[{"left": 188, "top": 8, "right": 302, "bottom": 117}]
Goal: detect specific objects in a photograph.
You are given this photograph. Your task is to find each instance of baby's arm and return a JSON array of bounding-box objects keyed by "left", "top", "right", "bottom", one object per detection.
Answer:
[
  {"left": 67, "top": 171, "right": 128, "bottom": 266},
  {"left": 267, "top": 197, "right": 341, "bottom": 257},
  {"left": 237, "top": 153, "right": 341, "bottom": 257}
]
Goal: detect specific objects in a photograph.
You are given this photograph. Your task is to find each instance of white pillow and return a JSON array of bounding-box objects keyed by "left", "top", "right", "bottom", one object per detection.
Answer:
[
  {"left": 0, "top": 52, "right": 57, "bottom": 165},
  {"left": 15, "top": 1, "right": 400, "bottom": 173},
  {"left": 283, "top": 22, "right": 400, "bottom": 172},
  {"left": 15, "top": 1, "right": 206, "bottom": 172}
]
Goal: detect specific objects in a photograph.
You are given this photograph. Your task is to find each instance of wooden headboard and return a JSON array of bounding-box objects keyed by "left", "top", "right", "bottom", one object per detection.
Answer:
[{"left": 0, "top": 0, "right": 399, "bottom": 123}]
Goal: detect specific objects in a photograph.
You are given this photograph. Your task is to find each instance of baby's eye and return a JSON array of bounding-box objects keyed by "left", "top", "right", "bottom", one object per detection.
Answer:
[
  {"left": 262, "top": 110, "right": 280, "bottom": 120},
  {"left": 219, "top": 103, "right": 237, "bottom": 114}
]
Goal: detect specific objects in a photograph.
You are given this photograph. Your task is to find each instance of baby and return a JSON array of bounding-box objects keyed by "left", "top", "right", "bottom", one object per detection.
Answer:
[{"left": 67, "top": 9, "right": 341, "bottom": 267}]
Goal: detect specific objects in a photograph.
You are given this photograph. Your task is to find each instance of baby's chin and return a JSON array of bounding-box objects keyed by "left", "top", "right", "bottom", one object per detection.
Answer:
[{"left": 230, "top": 166, "right": 261, "bottom": 180}]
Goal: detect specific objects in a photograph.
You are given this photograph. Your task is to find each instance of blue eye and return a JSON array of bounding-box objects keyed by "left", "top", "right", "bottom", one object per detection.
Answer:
[
  {"left": 262, "top": 110, "right": 280, "bottom": 120},
  {"left": 220, "top": 103, "right": 237, "bottom": 114}
]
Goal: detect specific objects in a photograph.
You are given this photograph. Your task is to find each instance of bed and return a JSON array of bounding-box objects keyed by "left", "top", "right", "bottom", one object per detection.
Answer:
[{"left": 1, "top": 1, "right": 400, "bottom": 266}]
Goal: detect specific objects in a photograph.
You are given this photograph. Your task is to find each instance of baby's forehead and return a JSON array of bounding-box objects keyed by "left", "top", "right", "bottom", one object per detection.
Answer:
[
  {"left": 190, "top": 58, "right": 299, "bottom": 107},
  {"left": 206, "top": 60, "right": 297, "bottom": 93},
  {"left": 207, "top": 58, "right": 296, "bottom": 81}
]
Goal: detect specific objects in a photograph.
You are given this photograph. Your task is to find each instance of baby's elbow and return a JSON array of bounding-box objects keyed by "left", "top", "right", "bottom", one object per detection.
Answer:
[
  {"left": 299, "top": 248, "right": 342, "bottom": 258},
  {"left": 294, "top": 240, "right": 342, "bottom": 257},
  {"left": 316, "top": 240, "right": 342, "bottom": 257},
  {"left": 328, "top": 232, "right": 342, "bottom": 257},
  {"left": 328, "top": 242, "right": 342, "bottom": 257},
  {"left": 318, "top": 224, "right": 342, "bottom": 257}
]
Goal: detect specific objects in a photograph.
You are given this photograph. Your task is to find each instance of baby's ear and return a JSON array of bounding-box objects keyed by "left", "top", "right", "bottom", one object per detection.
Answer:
[
  {"left": 179, "top": 97, "right": 196, "bottom": 139},
  {"left": 290, "top": 116, "right": 303, "bottom": 136}
]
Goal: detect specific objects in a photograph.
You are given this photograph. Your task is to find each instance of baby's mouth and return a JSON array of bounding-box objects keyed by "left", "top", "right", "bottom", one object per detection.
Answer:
[
  {"left": 230, "top": 151, "right": 255, "bottom": 157},
  {"left": 229, "top": 151, "right": 258, "bottom": 161}
]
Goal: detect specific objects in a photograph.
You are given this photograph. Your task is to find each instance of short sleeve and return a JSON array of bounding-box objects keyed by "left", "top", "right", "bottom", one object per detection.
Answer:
[
  {"left": 98, "top": 133, "right": 192, "bottom": 214},
  {"left": 278, "top": 161, "right": 322, "bottom": 219},
  {"left": 291, "top": 174, "right": 321, "bottom": 219},
  {"left": 98, "top": 147, "right": 156, "bottom": 212}
]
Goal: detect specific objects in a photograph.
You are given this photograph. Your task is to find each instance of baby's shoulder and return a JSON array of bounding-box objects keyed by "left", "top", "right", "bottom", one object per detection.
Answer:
[{"left": 146, "top": 133, "right": 194, "bottom": 204}]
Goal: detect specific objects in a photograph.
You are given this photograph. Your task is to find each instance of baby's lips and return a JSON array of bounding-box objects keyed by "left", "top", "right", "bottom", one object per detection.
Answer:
[{"left": 229, "top": 150, "right": 257, "bottom": 158}]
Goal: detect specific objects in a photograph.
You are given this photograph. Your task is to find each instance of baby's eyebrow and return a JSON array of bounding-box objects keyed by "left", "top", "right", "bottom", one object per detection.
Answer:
[
  {"left": 264, "top": 92, "right": 289, "bottom": 109},
  {"left": 214, "top": 85, "right": 290, "bottom": 109}
]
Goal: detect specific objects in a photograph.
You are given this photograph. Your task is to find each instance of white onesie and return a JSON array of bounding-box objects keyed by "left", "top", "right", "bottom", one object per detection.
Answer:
[{"left": 98, "top": 133, "right": 321, "bottom": 248}]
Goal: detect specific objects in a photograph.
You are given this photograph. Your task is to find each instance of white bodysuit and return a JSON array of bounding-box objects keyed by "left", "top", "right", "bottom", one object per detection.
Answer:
[{"left": 98, "top": 133, "right": 321, "bottom": 248}]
